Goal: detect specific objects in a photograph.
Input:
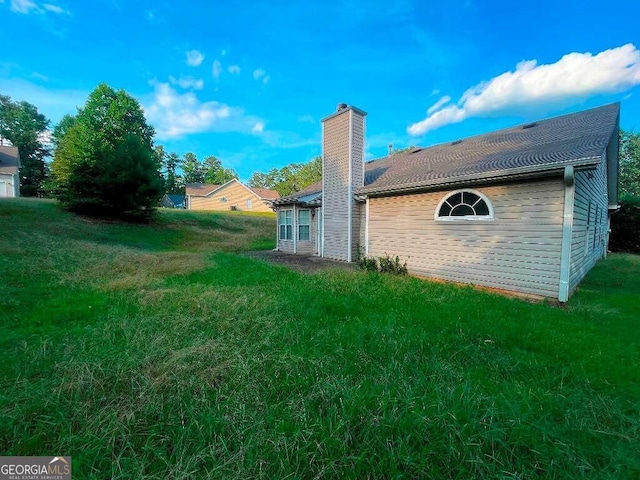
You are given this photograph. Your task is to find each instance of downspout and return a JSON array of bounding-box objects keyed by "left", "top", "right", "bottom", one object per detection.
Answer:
[
  {"left": 558, "top": 166, "right": 575, "bottom": 302},
  {"left": 347, "top": 109, "right": 353, "bottom": 262},
  {"left": 365, "top": 197, "right": 370, "bottom": 256},
  {"left": 293, "top": 204, "right": 297, "bottom": 254},
  {"left": 321, "top": 121, "right": 325, "bottom": 258}
]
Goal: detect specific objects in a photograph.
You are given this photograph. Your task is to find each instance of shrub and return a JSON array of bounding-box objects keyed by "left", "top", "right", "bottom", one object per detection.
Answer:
[
  {"left": 357, "top": 247, "right": 408, "bottom": 275},
  {"left": 610, "top": 195, "right": 640, "bottom": 253}
]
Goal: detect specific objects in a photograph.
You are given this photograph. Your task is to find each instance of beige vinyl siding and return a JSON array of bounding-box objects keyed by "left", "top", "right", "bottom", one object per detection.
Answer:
[
  {"left": 0, "top": 173, "right": 18, "bottom": 197},
  {"left": 189, "top": 180, "right": 274, "bottom": 213},
  {"left": 322, "top": 111, "right": 351, "bottom": 261},
  {"left": 368, "top": 179, "right": 565, "bottom": 298},
  {"left": 569, "top": 153, "right": 608, "bottom": 292},
  {"left": 296, "top": 208, "right": 316, "bottom": 255}
]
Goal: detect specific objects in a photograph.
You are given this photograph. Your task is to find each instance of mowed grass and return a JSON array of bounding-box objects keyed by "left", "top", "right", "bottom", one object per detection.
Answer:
[{"left": 1, "top": 198, "right": 638, "bottom": 479}]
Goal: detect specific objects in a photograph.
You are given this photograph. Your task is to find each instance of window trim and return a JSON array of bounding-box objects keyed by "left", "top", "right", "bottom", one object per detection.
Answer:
[
  {"left": 298, "top": 208, "right": 311, "bottom": 241},
  {"left": 279, "top": 209, "right": 293, "bottom": 241},
  {"left": 246, "top": 199, "right": 252, "bottom": 209},
  {"left": 434, "top": 189, "right": 494, "bottom": 221}
]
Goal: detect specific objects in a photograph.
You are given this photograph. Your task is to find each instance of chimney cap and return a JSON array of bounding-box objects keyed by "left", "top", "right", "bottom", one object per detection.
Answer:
[{"left": 337, "top": 103, "right": 348, "bottom": 111}]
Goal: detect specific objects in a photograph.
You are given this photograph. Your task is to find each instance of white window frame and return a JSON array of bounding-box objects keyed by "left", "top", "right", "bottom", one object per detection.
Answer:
[
  {"left": 298, "top": 209, "right": 311, "bottom": 241},
  {"left": 434, "top": 189, "right": 494, "bottom": 221},
  {"left": 247, "top": 199, "right": 252, "bottom": 209},
  {"left": 279, "top": 209, "right": 293, "bottom": 240}
]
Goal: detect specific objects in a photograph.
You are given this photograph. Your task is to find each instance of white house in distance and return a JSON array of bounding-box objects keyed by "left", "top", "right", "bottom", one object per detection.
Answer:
[
  {"left": 0, "top": 145, "right": 20, "bottom": 198},
  {"left": 273, "top": 103, "right": 620, "bottom": 302}
]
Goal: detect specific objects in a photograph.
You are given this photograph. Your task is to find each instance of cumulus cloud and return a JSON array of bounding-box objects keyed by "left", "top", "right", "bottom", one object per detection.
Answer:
[
  {"left": 144, "top": 81, "right": 263, "bottom": 139},
  {"left": 427, "top": 95, "right": 451, "bottom": 115},
  {"left": 251, "top": 121, "right": 264, "bottom": 134},
  {"left": 253, "top": 68, "right": 270, "bottom": 84},
  {"left": 168, "top": 75, "right": 203, "bottom": 90},
  {"left": 212, "top": 60, "right": 222, "bottom": 80},
  {"left": 408, "top": 43, "right": 640, "bottom": 136},
  {"left": 9, "top": 0, "right": 67, "bottom": 14},
  {"left": 228, "top": 64, "right": 240, "bottom": 74},
  {"left": 185, "top": 50, "right": 204, "bottom": 67}
]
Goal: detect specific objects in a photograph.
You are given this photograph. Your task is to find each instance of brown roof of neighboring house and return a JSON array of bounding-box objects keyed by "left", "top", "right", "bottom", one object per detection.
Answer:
[
  {"left": 275, "top": 103, "right": 619, "bottom": 204},
  {"left": 0, "top": 145, "right": 20, "bottom": 175},
  {"left": 248, "top": 187, "right": 279, "bottom": 201},
  {"left": 186, "top": 180, "right": 279, "bottom": 201},
  {"left": 185, "top": 183, "right": 220, "bottom": 196}
]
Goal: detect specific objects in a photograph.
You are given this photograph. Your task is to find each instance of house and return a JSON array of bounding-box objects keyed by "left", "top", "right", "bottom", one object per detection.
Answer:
[
  {"left": 186, "top": 178, "right": 278, "bottom": 213},
  {"left": 160, "top": 194, "right": 185, "bottom": 209},
  {"left": 0, "top": 145, "right": 20, "bottom": 198},
  {"left": 273, "top": 103, "right": 620, "bottom": 302}
]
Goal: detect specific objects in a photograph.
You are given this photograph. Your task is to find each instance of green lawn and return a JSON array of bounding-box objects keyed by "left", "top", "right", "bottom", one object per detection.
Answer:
[{"left": 1, "top": 198, "right": 638, "bottom": 479}]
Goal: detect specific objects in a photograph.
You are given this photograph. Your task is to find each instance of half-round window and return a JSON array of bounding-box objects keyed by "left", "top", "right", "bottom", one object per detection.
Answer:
[{"left": 435, "top": 189, "right": 493, "bottom": 221}]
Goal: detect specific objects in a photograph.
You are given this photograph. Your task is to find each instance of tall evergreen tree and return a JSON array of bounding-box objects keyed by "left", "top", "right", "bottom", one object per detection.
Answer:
[{"left": 51, "top": 83, "right": 162, "bottom": 217}]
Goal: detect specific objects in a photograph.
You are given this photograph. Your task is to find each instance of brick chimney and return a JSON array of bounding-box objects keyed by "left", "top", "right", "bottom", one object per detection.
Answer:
[{"left": 321, "top": 103, "right": 367, "bottom": 262}]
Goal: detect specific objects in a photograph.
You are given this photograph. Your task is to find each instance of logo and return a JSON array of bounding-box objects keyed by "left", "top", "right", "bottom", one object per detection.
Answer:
[{"left": 0, "top": 456, "right": 71, "bottom": 480}]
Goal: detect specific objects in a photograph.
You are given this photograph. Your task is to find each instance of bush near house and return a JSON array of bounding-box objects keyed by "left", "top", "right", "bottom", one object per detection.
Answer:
[
  {"left": 610, "top": 195, "right": 640, "bottom": 253},
  {"left": 1, "top": 199, "right": 639, "bottom": 479}
]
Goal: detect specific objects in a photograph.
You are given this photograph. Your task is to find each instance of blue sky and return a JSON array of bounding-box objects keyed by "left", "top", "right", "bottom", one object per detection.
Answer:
[{"left": 1, "top": 0, "right": 639, "bottom": 181}]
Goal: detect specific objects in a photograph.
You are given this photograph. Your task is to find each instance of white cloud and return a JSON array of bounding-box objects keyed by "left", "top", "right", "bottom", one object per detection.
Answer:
[
  {"left": 9, "top": 0, "right": 67, "bottom": 14},
  {"left": 42, "top": 3, "right": 65, "bottom": 13},
  {"left": 251, "top": 122, "right": 264, "bottom": 134},
  {"left": 427, "top": 95, "right": 451, "bottom": 115},
  {"left": 0, "top": 77, "right": 86, "bottom": 124},
  {"left": 221, "top": 49, "right": 227, "bottom": 57},
  {"left": 168, "top": 75, "right": 203, "bottom": 90},
  {"left": 228, "top": 64, "right": 240, "bottom": 74},
  {"left": 10, "top": 0, "right": 37, "bottom": 13},
  {"left": 185, "top": 50, "right": 204, "bottom": 67},
  {"left": 212, "top": 60, "right": 222, "bottom": 80},
  {"left": 144, "top": 81, "right": 263, "bottom": 139},
  {"left": 408, "top": 43, "right": 640, "bottom": 136},
  {"left": 252, "top": 68, "right": 270, "bottom": 85}
]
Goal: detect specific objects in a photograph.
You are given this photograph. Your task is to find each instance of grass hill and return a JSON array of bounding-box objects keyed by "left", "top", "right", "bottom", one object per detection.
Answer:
[{"left": 1, "top": 199, "right": 638, "bottom": 479}]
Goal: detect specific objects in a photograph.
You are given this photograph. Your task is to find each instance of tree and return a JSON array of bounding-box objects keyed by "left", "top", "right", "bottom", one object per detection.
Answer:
[
  {"left": 182, "top": 152, "right": 204, "bottom": 184},
  {"left": 620, "top": 129, "right": 640, "bottom": 197},
  {"left": 0, "top": 94, "right": 50, "bottom": 196},
  {"left": 163, "top": 151, "right": 184, "bottom": 194},
  {"left": 248, "top": 156, "right": 321, "bottom": 196},
  {"left": 51, "top": 83, "right": 162, "bottom": 217},
  {"left": 202, "top": 155, "right": 237, "bottom": 184}
]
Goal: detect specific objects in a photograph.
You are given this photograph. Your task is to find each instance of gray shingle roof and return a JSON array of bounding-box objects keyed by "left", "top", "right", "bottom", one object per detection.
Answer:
[
  {"left": 0, "top": 145, "right": 20, "bottom": 175},
  {"left": 274, "top": 103, "right": 619, "bottom": 204},
  {"left": 359, "top": 103, "right": 619, "bottom": 195}
]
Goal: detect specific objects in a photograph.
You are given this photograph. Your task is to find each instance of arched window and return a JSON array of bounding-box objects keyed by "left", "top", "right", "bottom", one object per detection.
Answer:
[{"left": 435, "top": 189, "right": 493, "bottom": 221}]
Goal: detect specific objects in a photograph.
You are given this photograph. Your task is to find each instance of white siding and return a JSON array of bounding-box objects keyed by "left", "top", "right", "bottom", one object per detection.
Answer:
[
  {"left": 569, "top": 153, "right": 609, "bottom": 292},
  {"left": 368, "top": 179, "right": 565, "bottom": 298}
]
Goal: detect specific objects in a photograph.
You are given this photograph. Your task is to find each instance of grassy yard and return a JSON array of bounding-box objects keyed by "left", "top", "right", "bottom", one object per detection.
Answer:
[{"left": 1, "top": 198, "right": 638, "bottom": 479}]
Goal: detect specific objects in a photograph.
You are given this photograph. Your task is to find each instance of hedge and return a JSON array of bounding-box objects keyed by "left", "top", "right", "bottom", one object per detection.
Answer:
[{"left": 610, "top": 195, "right": 640, "bottom": 253}]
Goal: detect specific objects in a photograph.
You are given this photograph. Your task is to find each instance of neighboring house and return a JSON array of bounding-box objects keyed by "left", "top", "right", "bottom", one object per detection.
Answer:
[
  {"left": 273, "top": 103, "right": 620, "bottom": 302},
  {"left": 0, "top": 145, "right": 20, "bottom": 198},
  {"left": 160, "top": 194, "right": 185, "bottom": 209},
  {"left": 186, "top": 178, "right": 278, "bottom": 213}
]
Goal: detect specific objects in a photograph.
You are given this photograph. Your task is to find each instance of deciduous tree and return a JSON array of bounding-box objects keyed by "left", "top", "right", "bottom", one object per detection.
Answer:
[
  {"left": 620, "top": 129, "right": 640, "bottom": 197},
  {"left": 0, "top": 94, "right": 50, "bottom": 196}
]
